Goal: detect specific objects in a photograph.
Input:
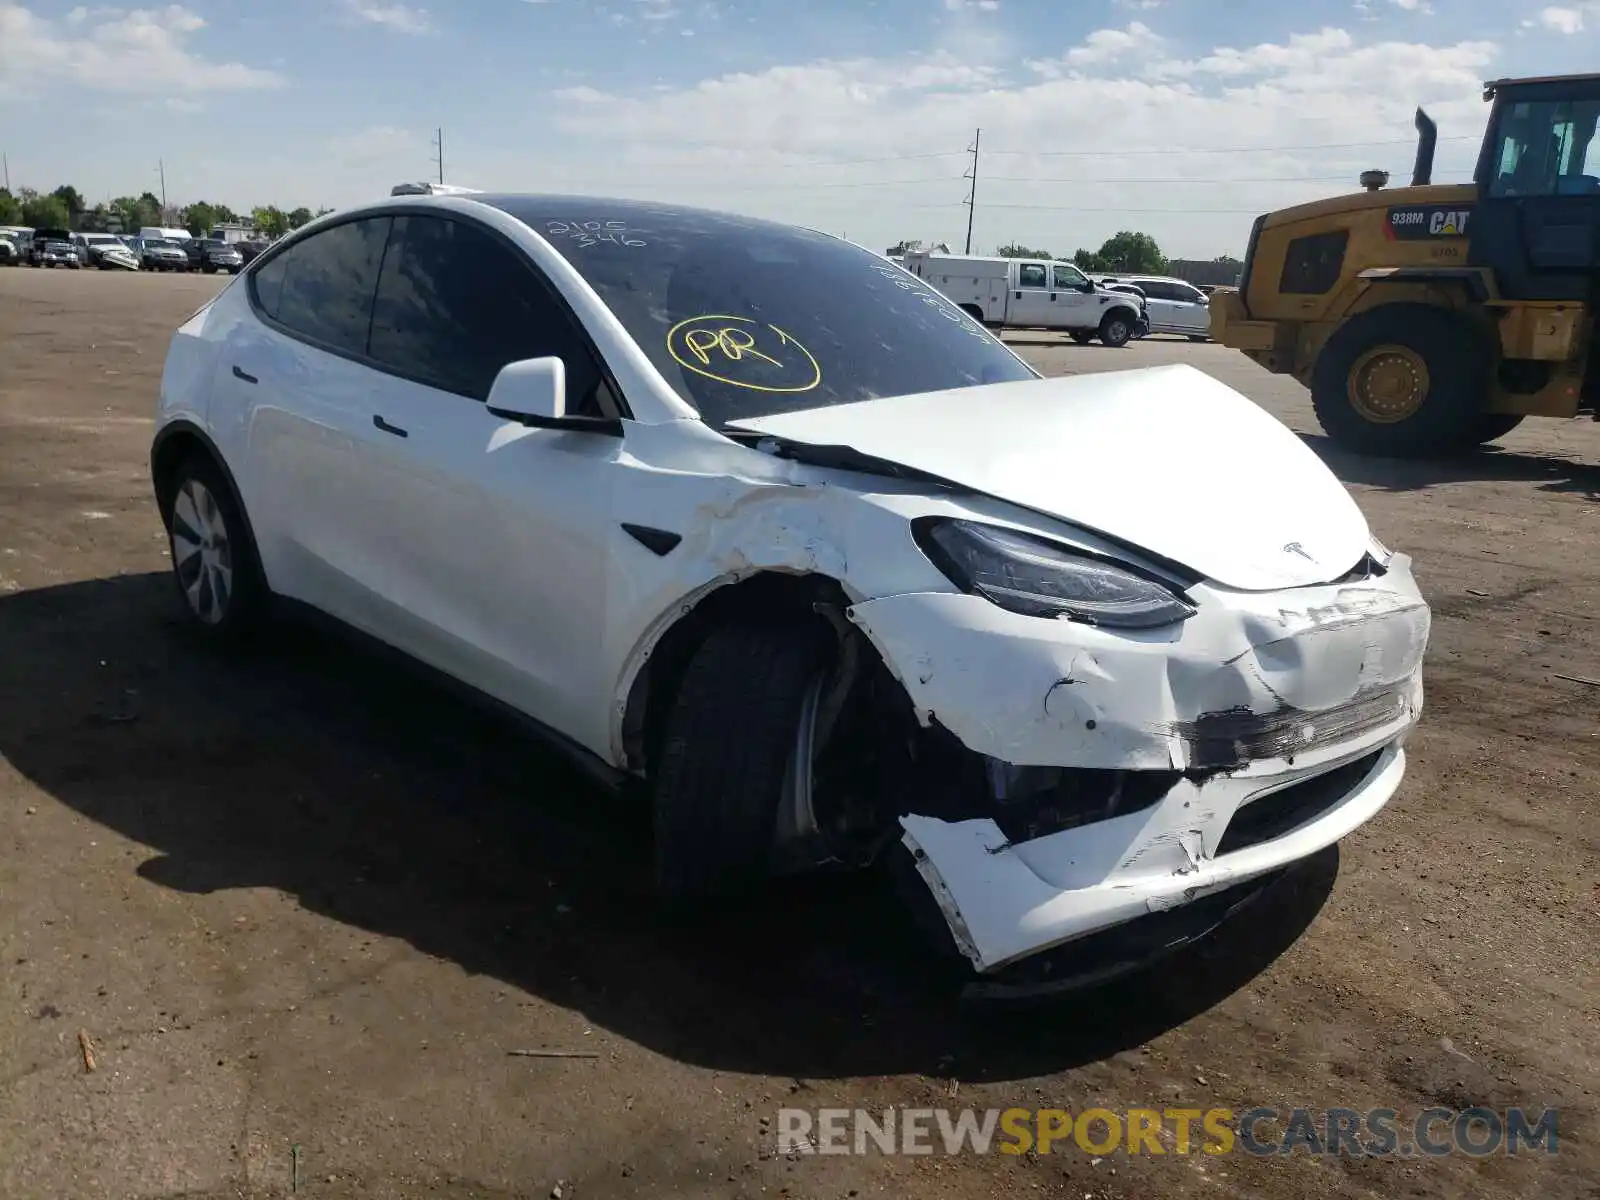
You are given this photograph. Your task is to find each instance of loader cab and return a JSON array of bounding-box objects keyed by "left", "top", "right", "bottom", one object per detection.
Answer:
[{"left": 1470, "top": 73, "right": 1600, "bottom": 301}]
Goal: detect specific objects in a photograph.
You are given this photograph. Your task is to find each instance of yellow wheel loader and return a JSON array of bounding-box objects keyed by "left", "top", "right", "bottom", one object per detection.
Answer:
[{"left": 1211, "top": 74, "right": 1600, "bottom": 457}]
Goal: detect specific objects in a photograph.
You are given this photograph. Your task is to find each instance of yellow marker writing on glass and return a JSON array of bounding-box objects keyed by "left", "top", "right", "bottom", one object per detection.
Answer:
[{"left": 666, "top": 314, "right": 821, "bottom": 394}]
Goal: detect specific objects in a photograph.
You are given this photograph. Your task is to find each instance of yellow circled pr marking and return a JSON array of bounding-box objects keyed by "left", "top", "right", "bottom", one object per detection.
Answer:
[{"left": 666, "top": 314, "right": 821, "bottom": 394}]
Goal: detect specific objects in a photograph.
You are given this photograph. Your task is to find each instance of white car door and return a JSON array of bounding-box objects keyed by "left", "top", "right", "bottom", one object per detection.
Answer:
[
  {"left": 1050, "top": 263, "right": 1100, "bottom": 329},
  {"left": 349, "top": 213, "right": 621, "bottom": 740},
  {"left": 1168, "top": 281, "right": 1211, "bottom": 336},
  {"left": 1006, "top": 261, "right": 1058, "bottom": 327},
  {"left": 218, "top": 215, "right": 398, "bottom": 618}
]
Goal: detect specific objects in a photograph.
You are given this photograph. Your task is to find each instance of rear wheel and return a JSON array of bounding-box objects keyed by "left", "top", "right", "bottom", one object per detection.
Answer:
[
  {"left": 652, "top": 624, "right": 831, "bottom": 900},
  {"left": 161, "top": 455, "right": 267, "bottom": 641},
  {"left": 1311, "top": 304, "right": 1488, "bottom": 457},
  {"left": 1098, "top": 311, "right": 1133, "bottom": 348}
]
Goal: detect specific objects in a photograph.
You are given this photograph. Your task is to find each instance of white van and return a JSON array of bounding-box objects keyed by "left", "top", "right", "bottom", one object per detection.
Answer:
[{"left": 138, "top": 226, "right": 193, "bottom": 243}]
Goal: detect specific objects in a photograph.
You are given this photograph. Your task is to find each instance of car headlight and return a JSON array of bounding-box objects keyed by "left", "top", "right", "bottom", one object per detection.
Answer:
[{"left": 915, "top": 519, "right": 1197, "bottom": 629}]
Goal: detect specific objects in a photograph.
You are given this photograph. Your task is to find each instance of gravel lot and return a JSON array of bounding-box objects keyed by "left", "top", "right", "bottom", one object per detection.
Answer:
[{"left": 1, "top": 268, "right": 1595, "bottom": 1200}]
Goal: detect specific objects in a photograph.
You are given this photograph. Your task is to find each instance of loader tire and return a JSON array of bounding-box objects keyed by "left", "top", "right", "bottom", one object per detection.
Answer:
[{"left": 1311, "top": 304, "right": 1488, "bottom": 458}]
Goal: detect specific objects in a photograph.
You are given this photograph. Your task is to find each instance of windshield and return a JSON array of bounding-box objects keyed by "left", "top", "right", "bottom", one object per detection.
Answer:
[
  {"left": 146, "top": 239, "right": 175, "bottom": 248},
  {"left": 482, "top": 195, "right": 1038, "bottom": 426}
]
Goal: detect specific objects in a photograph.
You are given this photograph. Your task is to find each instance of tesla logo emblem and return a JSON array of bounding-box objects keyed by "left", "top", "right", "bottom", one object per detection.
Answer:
[{"left": 1283, "top": 542, "right": 1313, "bottom": 561}]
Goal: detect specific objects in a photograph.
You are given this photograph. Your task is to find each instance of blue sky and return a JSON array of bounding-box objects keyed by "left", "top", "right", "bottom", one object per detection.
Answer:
[{"left": 1, "top": 0, "right": 1596, "bottom": 256}]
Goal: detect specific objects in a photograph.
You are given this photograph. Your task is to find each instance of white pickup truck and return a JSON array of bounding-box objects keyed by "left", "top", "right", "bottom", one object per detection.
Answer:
[{"left": 901, "top": 252, "right": 1146, "bottom": 347}]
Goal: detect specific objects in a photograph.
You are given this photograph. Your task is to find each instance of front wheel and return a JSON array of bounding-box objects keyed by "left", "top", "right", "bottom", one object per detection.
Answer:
[
  {"left": 1311, "top": 304, "right": 1488, "bottom": 457},
  {"left": 652, "top": 624, "right": 831, "bottom": 900},
  {"left": 162, "top": 455, "right": 268, "bottom": 640},
  {"left": 1099, "top": 311, "right": 1133, "bottom": 348}
]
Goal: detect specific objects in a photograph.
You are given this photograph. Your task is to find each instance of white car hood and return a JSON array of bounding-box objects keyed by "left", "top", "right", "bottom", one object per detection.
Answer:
[{"left": 725, "top": 364, "right": 1370, "bottom": 591}]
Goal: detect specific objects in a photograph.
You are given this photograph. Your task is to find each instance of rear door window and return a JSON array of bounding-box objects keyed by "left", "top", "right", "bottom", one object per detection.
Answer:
[{"left": 255, "top": 217, "right": 392, "bottom": 356}]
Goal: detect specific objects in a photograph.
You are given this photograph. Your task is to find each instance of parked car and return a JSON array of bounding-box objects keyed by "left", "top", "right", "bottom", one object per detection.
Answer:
[
  {"left": 0, "top": 225, "right": 28, "bottom": 265},
  {"left": 137, "top": 237, "right": 190, "bottom": 272},
  {"left": 186, "top": 237, "right": 245, "bottom": 274},
  {"left": 1105, "top": 275, "right": 1212, "bottom": 341},
  {"left": 74, "top": 232, "right": 141, "bottom": 270},
  {"left": 29, "top": 228, "right": 79, "bottom": 268},
  {"left": 234, "top": 238, "right": 271, "bottom": 265},
  {"left": 150, "top": 193, "right": 1430, "bottom": 989}
]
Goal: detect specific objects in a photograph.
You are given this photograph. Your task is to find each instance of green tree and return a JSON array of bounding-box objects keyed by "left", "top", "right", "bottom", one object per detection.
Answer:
[
  {"left": 51, "top": 185, "right": 85, "bottom": 221},
  {"left": 0, "top": 188, "right": 20, "bottom": 225},
  {"left": 287, "top": 206, "right": 313, "bottom": 229},
  {"left": 81, "top": 203, "right": 110, "bottom": 231},
  {"left": 21, "top": 192, "right": 70, "bottom": 230},
  {"left": 252, "top": 206, "right": 290, "bottom": 238},
  {"left": 108, "top": 193, "right": 162, "bottom": 233},
  {"left": 995, "top": 243, "right": 1053, "bottom": 259},
  {"left": 1072, "top": 248, "right": 1103, "bottom": 272},
  {"left": 1092, "top": 230, "right": 1166, "bottom": 273},
  {"left": 314, "top": 206, "right": 334, "bottom": 218},
  {"left": 183, "top": 201, "right": 219, "bottom": 236}
]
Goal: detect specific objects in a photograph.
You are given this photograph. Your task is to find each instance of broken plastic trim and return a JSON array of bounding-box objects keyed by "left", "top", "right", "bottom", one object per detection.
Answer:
[{"left": 983, "top": 761, "right": 1181, "bottom": 842}]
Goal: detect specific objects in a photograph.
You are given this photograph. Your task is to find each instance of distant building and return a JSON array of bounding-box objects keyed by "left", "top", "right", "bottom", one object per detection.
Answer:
[
  {"left": 206, "top": 222, "right": 259, "bottom": 243},
  {"left": 1166, "top": 258, "right": 1243, "bottom": 288}
]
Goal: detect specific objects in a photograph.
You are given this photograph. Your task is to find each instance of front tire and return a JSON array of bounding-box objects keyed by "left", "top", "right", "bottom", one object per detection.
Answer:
[
  {"left": 1099, "top": 311, "right": 1133, "bottom": 348},
  {"left": 1311, "top": 304, "right": 1488, "bottom": 457},
  {"left": 652, "top": 624, "right": 830, "bottom": 900},
  {"left": 162, "top": 455, "right": 267, "bottom": 640}
]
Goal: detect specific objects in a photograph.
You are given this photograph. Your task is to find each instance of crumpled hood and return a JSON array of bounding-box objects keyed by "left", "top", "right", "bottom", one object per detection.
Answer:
[{"left": 725, "top": 364, "right": 1370, "bottom": 591}]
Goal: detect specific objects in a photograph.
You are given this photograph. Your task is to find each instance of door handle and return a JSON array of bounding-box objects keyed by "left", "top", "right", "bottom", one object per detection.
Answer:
[
  {"left": 373, "top": 414, "right": 409, "bottom": 438},
  {"left": 232, "top": 365, "right": 258, "bottom": 384}
]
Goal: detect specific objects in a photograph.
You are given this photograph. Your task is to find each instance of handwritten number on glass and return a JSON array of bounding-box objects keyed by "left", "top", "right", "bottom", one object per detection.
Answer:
[{"left": 546, "top": 220, "right": 646, "bottom": 249}]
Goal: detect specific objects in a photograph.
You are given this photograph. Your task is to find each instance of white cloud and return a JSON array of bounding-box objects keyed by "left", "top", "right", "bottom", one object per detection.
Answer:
[
  {"left": 1390, "top": 0, "right": 1433, "bottom": 11},
  {"left": 540, "top": 27, "right": 1499, "bottom": 258},
  {"left": 0, "top": 3, "right": 285, "bottom": 95},
  {"left": 1062, "top": 21, "right": 1163, "bottom": 67},
  {"left": 345, "top": 0, "right": 433, "bottom": 34},
  {"left": 943, "top": 0, "right": 1001, "bottom": 11},
  {"left": 1529, "top": 4, "right": 1594, "bottom": 31}
]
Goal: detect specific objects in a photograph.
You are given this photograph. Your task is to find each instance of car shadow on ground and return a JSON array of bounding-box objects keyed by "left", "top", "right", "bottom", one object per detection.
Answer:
[
  {"left": 0, "top": 573, "right": 1337, "bottom": 1083},
  {"left": 1302, "top": 433, "right": 1600, "bottom": 498}
]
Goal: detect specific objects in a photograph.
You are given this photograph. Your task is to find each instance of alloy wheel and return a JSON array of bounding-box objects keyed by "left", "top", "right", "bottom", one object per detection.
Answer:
[{"left": 170, "top": 478, "right": 234, "bottom": 625}]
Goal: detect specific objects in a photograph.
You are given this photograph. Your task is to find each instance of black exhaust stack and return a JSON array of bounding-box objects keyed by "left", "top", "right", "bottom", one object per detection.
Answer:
[{"left": 1411, "top": 107, "right": 1437, "bottom": 187}]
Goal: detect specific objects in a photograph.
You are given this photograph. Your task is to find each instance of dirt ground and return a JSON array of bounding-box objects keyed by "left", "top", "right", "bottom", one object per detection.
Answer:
[{"left": 0, "top": 268, "right": 1595, "bottom": 1200}]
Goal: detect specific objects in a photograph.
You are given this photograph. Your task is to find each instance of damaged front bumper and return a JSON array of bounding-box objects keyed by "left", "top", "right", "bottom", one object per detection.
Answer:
[{"left": 848, "top": 559, "right": 1429, "bottom": 975}]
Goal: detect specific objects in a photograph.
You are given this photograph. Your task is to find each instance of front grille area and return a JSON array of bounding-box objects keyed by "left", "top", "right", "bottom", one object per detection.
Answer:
[
  {"left": 1177, "top": 684, "right": 1409, "bottom": 771},
  {"left": 1216, "top": 750, "right": 1382, "bottom": 855}
]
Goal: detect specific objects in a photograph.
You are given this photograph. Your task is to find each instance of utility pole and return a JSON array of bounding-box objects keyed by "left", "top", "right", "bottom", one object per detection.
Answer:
[
  {"left": 158, "top": 159, "right": 168, "bottom": 219},
  {"left": 432, "top": 128, "right": 444, "bottom": 185},
  {"left": 2, "top": 153, "right": 9, "bottom": 192},
  {"left": 962, "top": 127, "right": 980, "bottom": 255}
]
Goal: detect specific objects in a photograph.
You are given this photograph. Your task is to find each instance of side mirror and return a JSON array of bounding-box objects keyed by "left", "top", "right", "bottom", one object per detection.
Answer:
[
  {"left": 485, "top": 356, "right": 621, "bottom": 435},
  {"left": 486, "top": 356, "right": 566, "bottom": 424},
  {"left": 1081, "top": 280, "right": 1096, "bottom": 293}
]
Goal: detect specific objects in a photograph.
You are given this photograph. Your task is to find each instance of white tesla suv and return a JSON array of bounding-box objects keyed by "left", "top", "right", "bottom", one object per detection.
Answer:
[{"left": 150, "top": 193, "right": 1430, "bottom": 986}]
